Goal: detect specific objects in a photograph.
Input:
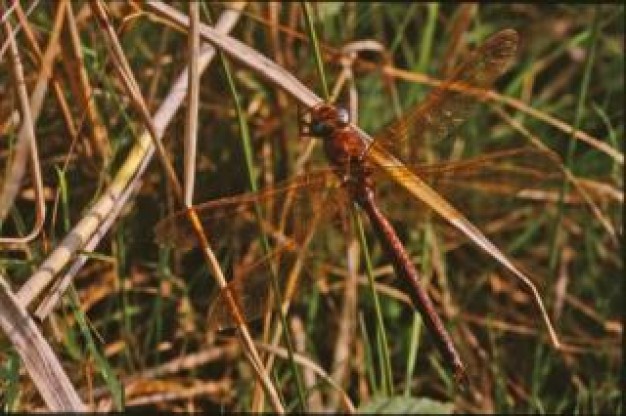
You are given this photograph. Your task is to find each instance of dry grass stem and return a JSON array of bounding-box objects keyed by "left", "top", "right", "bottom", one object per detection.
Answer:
[
  {"left": 0, "top": 275, "right": 85, "bottom": 411},
  {"left": 0, "top": 0, "right": 64, "bottom": 243},
  {"left": 15, "top": 3, "right": 240, "bottom": 308},
  {"left": 255, "top": 341, "right": 356, "bottom": 413},
  {"left": 63, "top": 1, "right": 110, "bottom": 163},
  {"left": 183, "top": 1, "right": 199, "bottom": 207}
]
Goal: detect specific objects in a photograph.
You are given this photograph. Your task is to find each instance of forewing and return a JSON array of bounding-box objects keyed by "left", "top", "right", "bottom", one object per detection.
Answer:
[{"left": 154, "top": 170, "right": 337, "bottom": 252}]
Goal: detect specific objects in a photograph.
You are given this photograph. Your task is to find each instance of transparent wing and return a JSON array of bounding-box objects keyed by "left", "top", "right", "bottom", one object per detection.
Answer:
[
  {"left": 155, "top": 170, "right": 340, "bottom": 251},
  {"left": 154, "top": 169, "right": 350, "bottom": 329},
  {"left": 370, "top": 146, "right": 565, "bottom": 247},
  {"left": 371, "top": 29, "right": 519, "bottom": 162}
]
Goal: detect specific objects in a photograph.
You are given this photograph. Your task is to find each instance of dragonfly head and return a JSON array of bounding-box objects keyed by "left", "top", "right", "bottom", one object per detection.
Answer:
[{"left": 303, "top": 104, "right": 350, "bottom": 139}]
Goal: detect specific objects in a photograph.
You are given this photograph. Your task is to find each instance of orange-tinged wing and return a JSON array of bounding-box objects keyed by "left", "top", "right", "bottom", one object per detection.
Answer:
[
  {"left": 155, "top": 145, "right": 547, "bottom": 253},
  {"left": 154, "top": 170, "right": 340, "bottom": 251},
  {"left": 372, "top": 29, "right": 519, "bottom": 162},
  {"left": 372, "top": 146, "right": 565, "bottom": 227},
  {"left": 154, "top": 170, "right": 348, "bottom": 329}
]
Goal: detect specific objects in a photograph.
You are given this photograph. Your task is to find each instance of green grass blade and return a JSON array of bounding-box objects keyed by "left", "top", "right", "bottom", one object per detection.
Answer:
[
  {"left": 202, "top": 4, "right": 306, "bottom": 411},
  {"left": 68, "top": 286, "right": 124, "bottom": 410},
  {"left": 550, "top": 8, "right": 601, "bottom": 270},
  {"left": 354, "top": 206, "right": 394, "bottom": 396},
  {"left": 301, "top": 2, "right": 330, "bottom": 101}
]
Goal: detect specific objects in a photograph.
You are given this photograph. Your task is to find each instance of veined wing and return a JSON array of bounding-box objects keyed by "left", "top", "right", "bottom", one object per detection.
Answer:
[
  {"left": 371, "top": 146, "right": 565, "bottom": 227},
  {"left": 154, "top": 169, "right": 350, "bottom": 330},
  {"left": 371, "top": 29, "right": 519, "bottom": 162},
  {"left": 155, "top": 148, "right": 546, "bottom": 251},
  {"left": 156, "top": 146, "right": 560, "bottom": 255},
  {"left": 154, "top": 169, "right": 341, "bottom": 251},
  {"left": 201, "top": 147, "right": 546, "bottom": 331}
]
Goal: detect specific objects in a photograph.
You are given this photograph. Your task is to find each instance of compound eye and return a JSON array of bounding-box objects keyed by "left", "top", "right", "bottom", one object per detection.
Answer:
[
  {"left": 310, "top": 120, "right": 331, "bottom": 137},
  {"left": 336, "top": 107, "right": 349, "bottom": 126}
]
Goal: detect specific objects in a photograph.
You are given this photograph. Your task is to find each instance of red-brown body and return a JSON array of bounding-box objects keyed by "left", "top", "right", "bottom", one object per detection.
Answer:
[
  {"left": 309, "top": 104, "right": 374, "bottom": 204},
  {"left": 308, "top": 103, "right": 468, "bottom": 385},
  {"left": 309, "top": 104, "right": 368, "bottom": 164}
]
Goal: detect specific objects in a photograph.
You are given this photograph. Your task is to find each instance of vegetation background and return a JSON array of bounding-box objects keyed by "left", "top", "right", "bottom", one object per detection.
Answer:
[{"left": 0, "top": 2, "right": 622, "bottom": 413}]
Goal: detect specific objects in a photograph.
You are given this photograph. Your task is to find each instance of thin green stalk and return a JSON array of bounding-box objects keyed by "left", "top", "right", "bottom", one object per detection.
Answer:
[
  {"left": 144, "top": 249, "right": 168, "bottom": 363},
  {"left": 68, "top": 286, "right": 124, "bottom": 410},
  {"left": 507, "top": 209, "right": 546, "bottom": 255},
  {"left": 54, "top": 166, "right": 71, "bottom": 233},
  {"left": 304, "top": 0, "right": 394, "bottom": 395},
  {"left": 353, "top": 206, "right": 394, "bottom": 396},
  {"left": 303, "top": 0, "right": 396, "bottom": 398},
  {"left": 417, "top": 3, "right": 439, "bottom": 73},
  {"left": 404, "top": 313, "right": 422, "bottom": 397},
  {"left": 406, "top": 4, "right": 439, "bottom": 110},
  {"left": 218, "top": 37, "right": 307, "bottom": 416},
  {"left": 549, "top": 9, "right": 601, "bottom": 271},
  {"left": 2, "top": 350, "right": 20, "bottom": 411},
  {"left": 404, "top": 224, "right": 433, "bottom": 396},
  {"left": 359, "top": 311, "right": 378, "bottom": 394},
  {"left": 389, "top": 3, "right": 419, "bottom": 55},
  {"left": 590, "top": 102, "right": 619, "bottom": 181},
  {"left": 114, "top": 220, "right": 135, "bottom": 372},
  {"left": 6, "top": 208, "right": 26, "bottom": 240},
  {"left": 203, "top": 4, "right": 307, "bottom": 411},
  {"left": 301, "top": 1, "right": 330, "bottom": 101}
]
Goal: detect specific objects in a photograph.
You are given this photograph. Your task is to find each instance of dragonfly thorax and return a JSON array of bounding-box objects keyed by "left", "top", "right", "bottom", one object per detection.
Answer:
[{"left": 307, "top": 104, "right": 369, "bottom": 170}]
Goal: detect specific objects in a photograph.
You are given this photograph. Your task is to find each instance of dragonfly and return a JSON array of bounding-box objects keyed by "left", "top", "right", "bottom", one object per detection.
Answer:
[{"left": 155, "top": 29, "right": 560, "bottom": 386}]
